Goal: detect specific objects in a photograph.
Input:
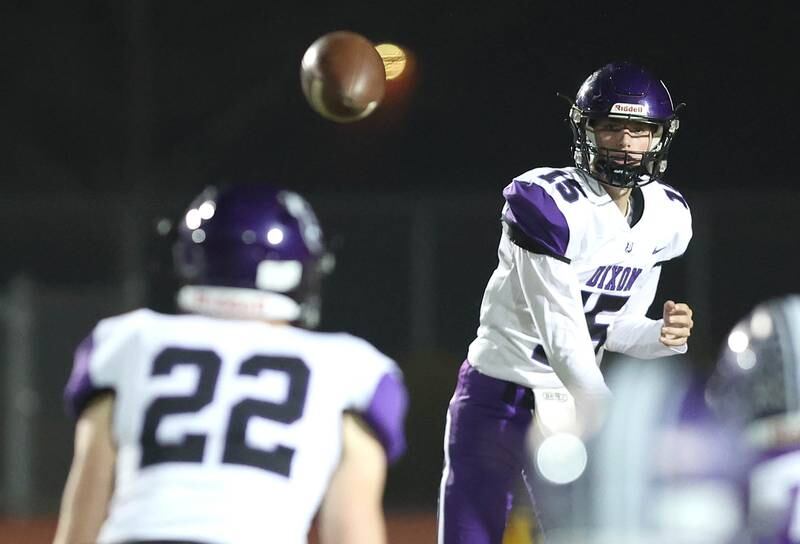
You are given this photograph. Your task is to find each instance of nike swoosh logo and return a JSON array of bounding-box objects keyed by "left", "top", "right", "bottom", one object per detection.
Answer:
[{"left": 652, "top": 246, "right": 667, "bottom": 254}]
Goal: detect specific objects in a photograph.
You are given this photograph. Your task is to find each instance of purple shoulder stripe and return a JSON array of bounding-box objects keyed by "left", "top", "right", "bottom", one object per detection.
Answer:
[
  {"left": 63, "top": 333, "right": 108, "bottom": 418},
  {"left": 360, "top": 372, "right": 408, "bottom": 464},
  {"left": 503, "top": 180, "right": 570, "bottom": 258}
]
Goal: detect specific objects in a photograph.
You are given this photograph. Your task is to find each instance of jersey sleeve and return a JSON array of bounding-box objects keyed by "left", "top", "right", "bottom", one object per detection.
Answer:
[
  {"left": 336, "top": 336, "right": 409, "bottom": 464},
  {"left": 63, "top": 309, "right": 148, "bottom": 418},
  {"left": 654, "top": 182, "right": 693, "bottom": 263},
  {"left": 605, "top": 267, "right": 688, "bottom": 358},
  {"left": 502, "top": 174, "right": 573, "bottom": 262},
  {"left": 510, "top": 241, "right": 611, "bottom": 406}
]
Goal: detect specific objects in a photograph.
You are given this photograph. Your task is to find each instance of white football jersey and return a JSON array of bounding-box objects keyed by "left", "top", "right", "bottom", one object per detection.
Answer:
[
  {"left": 468, "top": 166, "right": 692, "bottom": 400},
  {"left": 64, "top": 309, "right": 407, "bottom": 544}
]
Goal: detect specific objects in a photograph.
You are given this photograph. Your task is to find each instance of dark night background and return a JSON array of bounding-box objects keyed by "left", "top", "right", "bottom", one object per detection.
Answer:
[
  {"left": 6, "top": 2, "right": 800, "bottom": 197},
  {"left": 1, "top": 0, "right": 800, "bottom": 522}
]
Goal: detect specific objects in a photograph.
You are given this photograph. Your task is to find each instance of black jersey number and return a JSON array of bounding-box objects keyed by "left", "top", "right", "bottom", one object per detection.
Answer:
[
  {"left": 223, "top": 355, "right": 309, "bottom": 475},
  {"left": 540, "top": 170, "right": 586, "bottom": 203},
  {"left": 139, "top": 348, "right": 309, "bottom": 477},
  {"left": 530, "top": 292, "right": 629, "bottom": 364},
  {"left": 581, "top": 291, "right": 630, "bottom": 351}
]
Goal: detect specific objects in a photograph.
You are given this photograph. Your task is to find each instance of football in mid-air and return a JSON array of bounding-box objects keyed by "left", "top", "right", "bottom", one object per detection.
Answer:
[{"left": 300, "top": 31, "right": 386, "bottom": 123}]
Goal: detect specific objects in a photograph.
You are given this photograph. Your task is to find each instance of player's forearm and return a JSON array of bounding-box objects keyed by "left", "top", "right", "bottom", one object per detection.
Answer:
[
  {"left": 52, "top": 449, "right": 113, "bottom": 544},
  {"left": 320, "top": 414, "right": 388, "bottom": 544},
  {"left": 519, "top": 252, "right": 611, "bottom": 399},
  {"left": 52, "top": 480, "right": 109, "bottom": 544},
  {"left": 319, "top": 508, "right": 387, "bottom": 544},
  {"left": 544, "top": 315, "right": 611, "bottom": 397},
  {"left": 515, "top": 249, "right": 612, "bottom": 436},
  {"left": 546, "top": 340, "right": 611, "bottom": 436},
  {"left": 318, "top": 484, "right": 387, "bottom": 544},
  {"left": 606, "top": 316, "right": 687, "bottom": 358},
  {"left": 53, "top": 395, "right": 115, "bottom": 544},
  {"left": 530, "top": 293, "right": 613, "bottom": 435}
]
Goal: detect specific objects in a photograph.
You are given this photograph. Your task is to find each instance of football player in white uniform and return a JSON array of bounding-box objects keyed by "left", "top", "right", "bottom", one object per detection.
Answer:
[
  {"left": 53, "top": 185, "right": 408, "bottom": 544},
  {"left": 707, "top": 295, "right": 800, "bottom": 544},
  {"left": 547, "top": 356, "right": 750, "bottom": 544},
  {"left": 438, "top": 62, "right": 695, "bottom": 543}
]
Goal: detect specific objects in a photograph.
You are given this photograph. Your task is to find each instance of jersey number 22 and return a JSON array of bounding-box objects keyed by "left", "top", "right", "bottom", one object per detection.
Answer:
[{"left": 139, "top": 347, "right": 309, "bottom": 477}]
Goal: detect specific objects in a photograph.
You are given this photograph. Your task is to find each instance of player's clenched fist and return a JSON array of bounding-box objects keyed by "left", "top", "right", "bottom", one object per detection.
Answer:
[{"left": 660, "top": 300, "right": 694, "bottom": 347}]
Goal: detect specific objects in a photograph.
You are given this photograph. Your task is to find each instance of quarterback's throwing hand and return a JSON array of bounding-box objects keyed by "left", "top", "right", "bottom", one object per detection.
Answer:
[{"left": 660, "top": 300, "right": 693, "bottom": 347}]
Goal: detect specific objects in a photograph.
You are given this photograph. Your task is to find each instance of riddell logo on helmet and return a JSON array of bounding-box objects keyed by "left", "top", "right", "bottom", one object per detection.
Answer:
[{"left": 611, "top": 103, "right": 647, "bottom": 115}]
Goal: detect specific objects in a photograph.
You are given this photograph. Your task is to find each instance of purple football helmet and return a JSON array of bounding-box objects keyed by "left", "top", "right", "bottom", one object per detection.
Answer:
[
  {"left": 546, "top": 357, "right": 749, "bottom": 544},
  {"left": 173, "top": 184, "right": 332, "bottom": 328},
  {"left": 568, "top": 62, "right": 682, "bottom": 188}
]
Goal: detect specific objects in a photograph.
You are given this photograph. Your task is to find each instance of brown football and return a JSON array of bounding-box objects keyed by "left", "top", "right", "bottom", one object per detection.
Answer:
[{"left": 300, "top": 31, "right": 386, "bottom": 123}]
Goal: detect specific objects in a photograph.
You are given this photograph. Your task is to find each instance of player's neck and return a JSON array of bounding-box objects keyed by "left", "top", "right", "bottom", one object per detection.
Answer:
[
  {"left": 601, "top": 183, "right": 632, "bottom": 216},
  {"left": 264, "top": 319, "right": 291, "bottom": 326}
]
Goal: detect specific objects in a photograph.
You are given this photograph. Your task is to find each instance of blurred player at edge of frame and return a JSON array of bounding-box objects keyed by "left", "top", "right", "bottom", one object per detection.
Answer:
[
  {"left": 707, "top": 295, "right": 800, "bottom": 543},
  {"left": 546, "top": 355, "right": 750, "bottom": 544},
  {"left": 438, "top": 61, "right": 695, "bottom": 543},
  {"left": 52, "top": 184, "right": 408, "bottom": 544}
]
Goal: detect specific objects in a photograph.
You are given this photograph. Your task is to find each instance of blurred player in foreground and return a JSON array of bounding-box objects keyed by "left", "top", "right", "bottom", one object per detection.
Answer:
[
  {"left": 546, "top": 356, "right": 750, "bottom": 544},
  {"left": 438, "top": 61, "right": 695, "bottom": 543},
  {"left": 551, "top": 296, "right": 800, "bottom": 544},
  {"left": 53, "top": 185, "right": 408, "bottom": 544},
  {"left": 707, "top": 295, "right": 800, "bottom": 543}
]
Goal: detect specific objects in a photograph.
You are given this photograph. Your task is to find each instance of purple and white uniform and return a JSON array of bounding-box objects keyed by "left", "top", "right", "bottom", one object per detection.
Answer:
[
  {"left": 439, "top": 166, "right": 692, "bottom": 544},
  {"left": 707, "top": 294, "right": 800, "bottom": 543},
  {"left": 748, "top": 431, "right": 800, "bottom": 543},
  {"left": 471, "top": 166, "right": 692, "bottom": 398},
  {"left": 65, "top": 308, "right": 407, "bottom": 544}
]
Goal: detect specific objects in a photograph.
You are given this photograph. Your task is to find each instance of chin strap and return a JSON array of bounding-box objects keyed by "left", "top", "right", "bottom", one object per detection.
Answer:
[{"left": 176, "top": 286, "right": 302, "bottom": 322}]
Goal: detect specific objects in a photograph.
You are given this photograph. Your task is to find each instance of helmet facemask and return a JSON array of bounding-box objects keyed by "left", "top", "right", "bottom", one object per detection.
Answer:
[
  {"left": 569, "top": 106, "right": 680, "bottom": 188},
  {"left": 565, "top": 62, "right": 683, "bottom": 189}
]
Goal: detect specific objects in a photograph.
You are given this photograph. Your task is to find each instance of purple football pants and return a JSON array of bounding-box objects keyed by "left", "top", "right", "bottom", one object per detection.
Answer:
[{"left": 438, "top": 360, "right": 537, "bottom": 544}]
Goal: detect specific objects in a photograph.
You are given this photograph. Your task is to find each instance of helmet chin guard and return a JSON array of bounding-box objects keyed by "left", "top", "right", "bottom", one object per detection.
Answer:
[{"left": 567, "top": 62, "right": 683, "bottom": 188}]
